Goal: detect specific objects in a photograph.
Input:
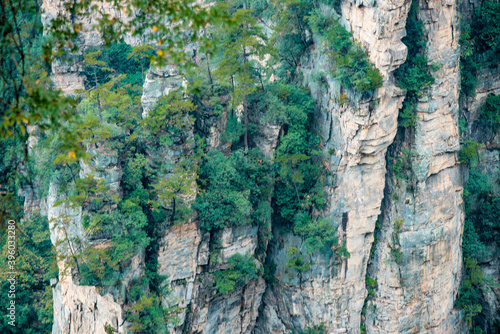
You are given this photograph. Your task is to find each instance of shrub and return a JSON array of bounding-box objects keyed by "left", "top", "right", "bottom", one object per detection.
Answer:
[
  {"left": 142, "top": 90, "right": 196, "bottom": 139},
  {"left": 308, "top": 11, "right": 383, "bottom": 93},
  {"left": 299, "top": 323, "right": 327, "bottom": 334},
  {"left": 393, "top": 149, "right": 414, "bottom": 180},
  {"left": 214, "top": 253, "right": 260, "bottom": 294},
  {"left": 455, "top": 257, "right": 484, "bottom": 325},
  {"left": 394, "top": 0, "right": 435, "bottom": 128},
  {"left": 470, "top": 1, "right": 500, "bottom": 53},
  {"left": 286, "top": 247, "right": 310, "bottom": 288},
  {"left": 459, "top": 140, "right": 480, "bottom": 165},
  {"left": 194, "top": 149, "right": 271, "bottom": 232},
  {"left": 294, "top": 214, "right": 338, "bottom": 254},
  {"left": 481, "top": 94, "right": 500, "bottom": 130}
]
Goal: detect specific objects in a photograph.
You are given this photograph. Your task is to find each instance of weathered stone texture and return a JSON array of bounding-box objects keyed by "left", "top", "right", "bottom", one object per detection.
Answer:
[{"left": 366, "top": 1, "right": 464, "bottom": 333}]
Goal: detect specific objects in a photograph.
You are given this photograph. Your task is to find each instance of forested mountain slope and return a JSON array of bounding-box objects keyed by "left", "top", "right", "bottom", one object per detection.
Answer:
[{"left": 0, "top": 0, "right": 499, "bottom": 333}]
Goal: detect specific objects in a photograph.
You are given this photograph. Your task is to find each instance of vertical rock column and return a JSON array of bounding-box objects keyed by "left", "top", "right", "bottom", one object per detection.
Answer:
[
  {"left": 258, "top": 1, "right": 410, "bottom": 333},
  {"left": 366, "top": 0, "right": 464, "bottom": 333}
]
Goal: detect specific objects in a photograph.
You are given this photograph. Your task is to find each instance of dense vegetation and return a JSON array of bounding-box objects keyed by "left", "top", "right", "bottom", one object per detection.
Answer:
[
  {"left": 459, "top": 0, "right": 500, "bottom": 98},
  {"left": 394, "top": 0, "right": 436, "bottom": 128},
  {"left": 456, "top": 1, "right": 500, "bottom": 331},
  {"left": 0, "top": 0, "right": 386, "bottom": 332},
  {"left": 308, "top": 12, "right": 383, "bottom": 93}
]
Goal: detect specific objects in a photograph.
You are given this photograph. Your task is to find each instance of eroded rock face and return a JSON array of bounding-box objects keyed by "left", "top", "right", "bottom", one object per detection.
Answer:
[
  {"left": 141, "top": 66, "right": 188, "bottom": 117},
  {"left": 52, "top": 277, "right": 125, "bottom": 334},
  {"left": 257, "top": 1, "right": 410, "bottom": 332},
  {"left": 38, "top": 0, "right": 469, "bottom": 333},
  {"left": 366, "top": 1, "right": 464, "bottom": 333}
]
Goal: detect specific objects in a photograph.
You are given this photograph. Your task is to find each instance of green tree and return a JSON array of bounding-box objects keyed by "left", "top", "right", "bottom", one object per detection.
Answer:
[
  {"left": 142, "top": 90, "right": 196, "bottom": 139},
  {"left": 193, "top": 149, "right": 271, "bottom": 232},
  {"left": 0, "top": 211, "right": 57, "bottom": 333},
  {"left": 83, "top": 50, "right": 113, "bottom": 122},
  {"left": 286, "top": 246, "right": 310, "bottom": 288},
  {"left": 393, "top": 0, "right": 435, "bottom": 128},
  {"left": 214, "top": 9, "right": 268, "bottom": 149},
  {"left": 214, "top": 253, "right": 260, "bottom": 294},
  {"left": 153, "top": 165, "right": 197, "bottom": 224},
  {"left": 127, "top": 44, "right": 155, "bottom": 81},
  {"left": 480, "top": 94, "right": 500, "bottom": 130}
]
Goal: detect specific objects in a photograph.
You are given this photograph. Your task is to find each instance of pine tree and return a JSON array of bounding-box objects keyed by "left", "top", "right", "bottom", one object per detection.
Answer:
[{"left": 214, "top": 9, "right": 268, "bottom": 149}]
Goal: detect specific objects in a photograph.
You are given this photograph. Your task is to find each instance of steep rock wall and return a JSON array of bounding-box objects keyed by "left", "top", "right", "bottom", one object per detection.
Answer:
[
  {"left": 366, "top": 0, "right": 464, "bottom": 333},
  {"left": 37, "top": 0, "right": 468, "bottom": 333},
  {"left": 257, "top": 1, "right": 410, "bottom": 332}
]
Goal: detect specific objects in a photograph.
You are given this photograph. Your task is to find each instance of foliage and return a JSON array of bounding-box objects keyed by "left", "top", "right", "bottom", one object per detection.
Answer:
[
  {"left": 286, "top": 246, "right": 309, "bottom": 288},
  {"left": 470, "top": 1, "right": 500, "bottom": 53},
  {"left": 0, "top": 211, "right": 57, "bottom": 333},
  {"left": 308, "top": 11, "right": 383, "bottom": 93},
  {"left": 299, "top": 322, "right": 327, "bottom": 334},
  {"left": 455, "top": 257, "right": 484, "bottom": 325},
  {"left": 458, "top": 168, "right": 500, "bottom": 326},
  {"left": 193, "top": 149, "right": 271, "bottom": 231},
  {"left": 459, "top": 25, "right": 479, "bottom": 98},
  {"left": 222, "top": 114, "right": 246, "bottom": 145},
  {"left": 83, "top": 43, "right": 146, "bottom": 89},
  {"left": 268, "top": 0, "right": 314, "bottom": 79},
  {"left": 463, "top": 169, "right": 500, "bottom": 251},
  {"left": 214, "top": 253, "right": 261, "bottom": 294},
  {"left": 265, "top": 84, "right": 325, "bottom": 227},
  {"left": 480, "top": 94, "right": 500, "bottom": 131},
  {"left": 294, "top": 214, "right": 338, "bottom": 254},
  {"left": 389, "top": 219, "right": 404, "bottom": 265},
  {"left": 393, "top": 149, "right": 414, "bottom": 180},
  {"left": 365, "top": 277, "right": 378, "bottom": 301},
  {"left": 459, "top": 140, "right": 480, "bottom": 165},
  {"left": 153, "top": 164, "right": 197, "bottom": 224},
  {"left": 394, "top": 0, "right": 435, "bottom": 129},
  {"left": 337, "top": 241, "right": 351, "bottom": 260},
  {"left": 212, "top": 8, "right": 269, "bottom": 148},
  {"left": 459, "top": 1, "right": 500, "bottom": 98},
  {"left": 0, "top": 0, "right": 80, "bottom": 155},
  {"left": 142, "top": 91, "right": 196, "bottom": 139},
  {"left": 126, "top": 294, "right": 179, "bottom": 333},
  {"left": 263, "top": 260, "right": 277, "bottom": 284}
]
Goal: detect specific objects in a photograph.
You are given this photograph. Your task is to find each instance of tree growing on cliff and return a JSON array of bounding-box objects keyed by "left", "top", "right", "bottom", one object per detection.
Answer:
[
  {"left": 127, "top": 44, "right": 155, "bottom": 82},
  {"left": 214, "top": 9, "right": 268, "bottom": 149},
  {"left": 83, "top": 50, "right": 114, "bottom": 122},
  {"left": 285, "top": 246, "right": 310, "bottom": 288}
]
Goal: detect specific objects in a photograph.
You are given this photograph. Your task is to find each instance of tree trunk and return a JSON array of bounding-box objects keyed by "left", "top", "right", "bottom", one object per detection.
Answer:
[
  {"left": 244, "top": 95, "right": 249, "bottom": 150},
  {"left": 243, "top": 41, "right": 249, "bottom": 150},
  {"left": 140, "top": 60, "right": 144, "bottom": 82},
  {"left": 96, "top": 94, "right": 103, "bottom": 123},
  {"left": 206, "top": 52, "right": 213, "bottom": 89},
  {"left": 94, "top": 67, "right": 103, "bottom": 122}
]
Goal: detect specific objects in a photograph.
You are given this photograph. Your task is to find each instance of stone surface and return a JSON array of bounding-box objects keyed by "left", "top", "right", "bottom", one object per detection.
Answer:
[
  {"left": 141, "top": 66, "right": 188, "bottom": 117},
  {"left": 52, "top": 275, "right": 125, "bottom": 334},
  {"left": 366, "top": 1, "right": 464, "bottom": 333},
  {"left": 38, "top": 0, "right": 472, "bottom": 333}
]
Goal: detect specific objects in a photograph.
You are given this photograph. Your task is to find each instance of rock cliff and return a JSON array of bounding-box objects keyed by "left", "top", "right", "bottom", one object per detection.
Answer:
[{"left": 36, "top": 0, "right": 470, "bottom": 333}]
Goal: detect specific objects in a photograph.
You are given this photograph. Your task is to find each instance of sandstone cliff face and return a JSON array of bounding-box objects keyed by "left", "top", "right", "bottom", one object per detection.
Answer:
[
  {"left": 365, "top": 1, "right": 464, "bottom": 333},
  {"left": 38, "top": 0, "right": 468, "bottom": 333},
  {"left": 257, "top": 1, "right": 409, "bottom": 332},
  {"left": 48, "top": 146, "right": 135, "bottom": 334}
]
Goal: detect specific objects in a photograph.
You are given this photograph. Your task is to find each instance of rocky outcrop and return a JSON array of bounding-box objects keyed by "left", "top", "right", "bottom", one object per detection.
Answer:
[
  {"left": 141, "top": 66, "right": 188, "bottom": 117},
  {"left": 257, "top": 0, "right": 410, "bottom": 332},
  {"left": 48, "top": 144, "right": 136, "bottom": 334},
  {"left": 366, "top": 0, "right": 464, "bottom": 333},
  {"left": 52, "top": 276, "right": 125, "bottom": 334},
  {"left": 38, "top": 0, "right": 470, "bottom": 333}
]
